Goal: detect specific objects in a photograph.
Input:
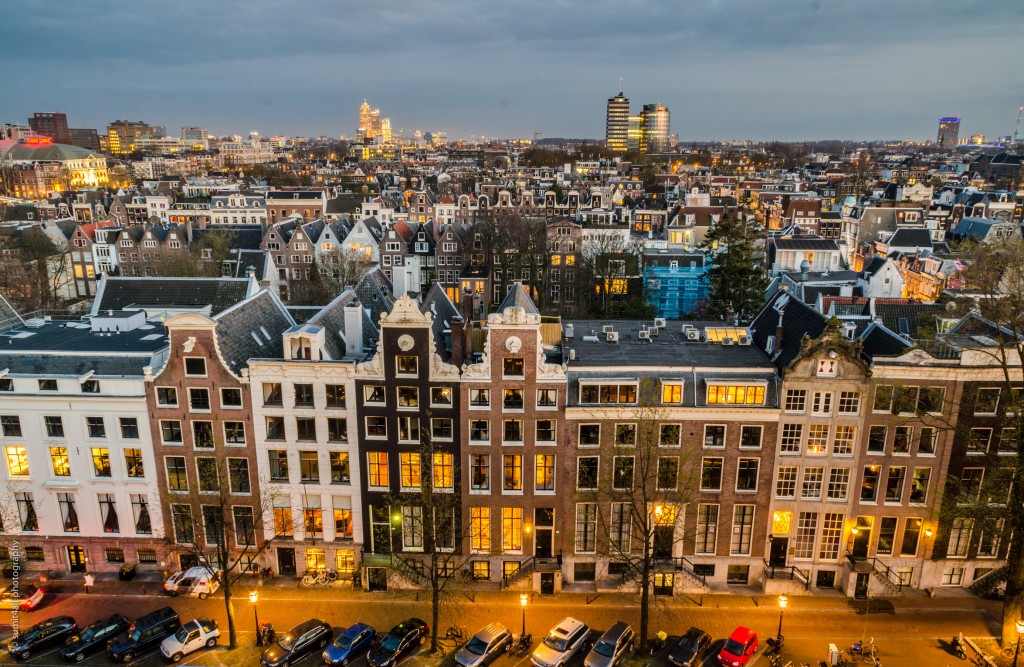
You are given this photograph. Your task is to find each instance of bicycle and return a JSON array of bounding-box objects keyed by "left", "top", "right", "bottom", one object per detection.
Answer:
[
  {"left": 509, "top": 633, "right": 532, "bottom": 658},
  {"left": 316, "top": 569, "right": 339, "bottom": 585},
  {"left": 301, "top": 569, "right": 324, "bottom": 586},
  {"left": 445, "top": 625, "right": 468, "bottom": 642}
]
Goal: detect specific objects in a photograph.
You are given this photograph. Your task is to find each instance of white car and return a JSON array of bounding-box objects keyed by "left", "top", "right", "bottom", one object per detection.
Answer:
[{"left": 160, "top": 618, "right": 220, "bottom": 663}]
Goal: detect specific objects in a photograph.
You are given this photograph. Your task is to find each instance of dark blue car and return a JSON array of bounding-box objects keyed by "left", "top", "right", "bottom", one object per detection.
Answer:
[{"left": 323, "top": 623, "right": 377, "bottom": 666}]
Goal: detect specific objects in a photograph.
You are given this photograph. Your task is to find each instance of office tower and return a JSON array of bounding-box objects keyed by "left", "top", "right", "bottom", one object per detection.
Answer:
[
  {"left": 605, "top": 92, "right": 629, "bottom": 153},
  {"left": 640, "top": 103, "right": 670, "bottom": 153},
  {"left": 627, "top": 115, "right": 642, "bottom": 152},
  {"left": 937, "top": 117, "right": 960, "bottom": 150},
  {"left": 29, "top": 112, "right": 71, "bottom": 144},
  {"left": 68, "top": 128, "right": 101, "bottom": 152},
  {"left": 106, "top": 120, "right": 153, "bottom": 155}
]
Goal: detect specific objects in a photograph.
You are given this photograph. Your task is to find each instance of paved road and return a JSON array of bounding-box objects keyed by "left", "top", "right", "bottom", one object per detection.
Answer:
[{"left": 0, "top": 580, "right": 1006, "bottom": 667}]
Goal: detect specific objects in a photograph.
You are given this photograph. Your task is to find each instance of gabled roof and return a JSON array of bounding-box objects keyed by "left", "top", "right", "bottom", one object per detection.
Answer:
[
  {"left": 214, "top": 289, "right": 295, "bottom": 373},
  {"left": 497, "top": 282, "right": 540, "bottom": 316},
  {"left": 92, "top": 275, "right": 252, "bottom": 317},
  {"left": 886, "top": 227, "right": 933, "bottom": 249},
  {"left": 750, "top": 290, "right": 827, "bottom": 372},
  {"left": 354, "top": 267, "right": 396, "bottom": 325},
  {"left": 860, "top": 322, "right": 910, "bottom": 358},
  {"left": 305, "top": 290, "right": 375, "bottom": 361},
  {"left": 420, "top": 284, "right": 460, "bottom": 362}
]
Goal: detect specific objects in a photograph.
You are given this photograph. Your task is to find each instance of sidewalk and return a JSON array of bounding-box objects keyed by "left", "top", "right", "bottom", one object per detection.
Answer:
[{"left": 34, "top": 569, "right": 1003, "bottom": 615}]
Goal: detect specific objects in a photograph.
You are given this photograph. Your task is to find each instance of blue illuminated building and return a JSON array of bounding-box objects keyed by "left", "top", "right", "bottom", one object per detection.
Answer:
[{"left": 643, "top": 249, "right": 708, "bottom": 318}]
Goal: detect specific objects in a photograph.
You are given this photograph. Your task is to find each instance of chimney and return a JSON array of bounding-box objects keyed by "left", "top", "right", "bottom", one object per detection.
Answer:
[
  {"left": 450, "top": 315, "right": 465, "bottom": 367},
  {"left": 344, "top": 301, "right": 363, "bottom": 357},
  {"left": 775, "top": 310, "right": 785, "bottom": 353},
  {"left": 460, "top": 285, "right": 475, "bottom": 359}
]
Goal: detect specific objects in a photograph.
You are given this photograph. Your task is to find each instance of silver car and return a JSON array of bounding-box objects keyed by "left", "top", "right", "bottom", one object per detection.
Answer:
[
  {"left": 531, "top": 617, "right": 591, "bottom": 667},
  {"left": 584, "top": 622, "right": 635, "bottom": 667},
  {"left": 455, "top": 623, "right": 513, "bottom": 667}
]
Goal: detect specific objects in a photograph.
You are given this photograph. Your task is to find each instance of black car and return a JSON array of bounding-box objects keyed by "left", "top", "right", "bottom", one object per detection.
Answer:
[
  {"left": 9, "top": 615, "right": 78, "bottom": 661},
  {"left": 368, "top": 618, "right": 429, "bottom": 667},
  {"left": 260, "top": 618, "right": 332, "bottom": 667},
  {"left": 60, "top": 614, "right": 130, "bottom": 663},
  {"left": 107, "top": 606, "right": 181, "bottom": 663},
  {"left": 667, "top": 627, "right": 711, "bottom": 667}
]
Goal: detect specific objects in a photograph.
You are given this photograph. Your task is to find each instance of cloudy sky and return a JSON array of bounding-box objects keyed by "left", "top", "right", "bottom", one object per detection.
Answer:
[{"left": 3, "top": 0, "right": 1021, "bottom": 142}]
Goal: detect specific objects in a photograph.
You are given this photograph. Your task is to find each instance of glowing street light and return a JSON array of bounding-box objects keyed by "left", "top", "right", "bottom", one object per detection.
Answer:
[
  {"left": 250, "top": 590, "right": 260, "bottom": 646},
  {"left": 520, "top": 593, "right": 528, "bottom": 636},
  {"left": 776, "top": 595, "right": 788, "bottom": 642}
]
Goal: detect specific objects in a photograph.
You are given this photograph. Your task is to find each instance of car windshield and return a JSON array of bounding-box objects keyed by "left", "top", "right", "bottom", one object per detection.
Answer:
[
  {"left": 594, "top": 641, "right": 616, "bottom": 658},
  {"left": 129, "top": 629, "right": 143, "bottom": 642},
  {"left": 466, "top": 637, "right": 489, "bottom": 656},
  {"left": 278, "top": 632, "right": 297, "bottom": 651},
  {"left": 723, "top": 639, "right": 744, "bottom": 656},
  {"left": 544, "top": 634, "right": 568, "bottom": 652},
  {"left": 677, "top": 636, "right": 696, "bottom": 651},
  {"left": 78, "top": 627, "right": 96, "bottom": 642},
  {"left": 174, "top": 626, "right": 190, "bottom": 642},
  {"left": 381, "top": 633, "right": 403, "bottom": 651},
  {"left": 335, "top": 635, "right": 353, "bottom": 649}
]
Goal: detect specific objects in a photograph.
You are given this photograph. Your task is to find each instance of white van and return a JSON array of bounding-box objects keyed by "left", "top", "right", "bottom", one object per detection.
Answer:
[{"left": 163, "top": 567, "right": 221, "bottom": 599}]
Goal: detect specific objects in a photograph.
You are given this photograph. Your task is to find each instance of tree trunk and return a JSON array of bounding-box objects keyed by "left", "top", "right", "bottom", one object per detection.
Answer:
[
  {"left": 223, "top": 577, "right": 238, "bottom": 649},
  {"left": 639, "top": 544, "right": 651, "bottom": 653},
  {"left": 430, "top": 572, "right": 440, "bottom": 652}
]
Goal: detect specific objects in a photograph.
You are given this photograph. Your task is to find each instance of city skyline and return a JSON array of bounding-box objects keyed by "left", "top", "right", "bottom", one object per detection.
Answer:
[{"left": 1, "top": 0, "right": 1022, "bottom": 142}]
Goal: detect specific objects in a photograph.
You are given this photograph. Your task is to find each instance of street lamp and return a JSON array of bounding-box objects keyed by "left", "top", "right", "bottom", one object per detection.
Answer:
[
  {"left": 391, "top": 512, "right": 402, "bottom": 554},
  {"left": 776, "top": 595, "right": 787, "bottom": 642},
  {"left": 520, "top": 594, "right": 528, "bottom": 637},
  {"left": 1013, "top": 619, "right": 1024, "bottom": 667},
  {"left": 249, "top": 590, "right": 260, "bottom": 646}
]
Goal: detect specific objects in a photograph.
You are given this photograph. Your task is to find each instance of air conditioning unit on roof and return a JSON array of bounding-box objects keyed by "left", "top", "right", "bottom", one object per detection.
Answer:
[
  {"left": 603, "top": 324, "right": 614, "bottom": 333},
  {"left": 722, "top": 337, "right": 735, "bottom": 346},
  {"left": 654, "top": 317, "right": 666, "bottom": 328},
  {"left": 638, "top": 330, "right": 650, "bottom": 341},
  {"left": 606, "top": 331, "right": 619, "bottom": 343},
  {"left": 738, "top": 335, "right": 751, "bottom": 345},
  {"left": 686, "top": 329, "right": 701, "bottom": 341}
]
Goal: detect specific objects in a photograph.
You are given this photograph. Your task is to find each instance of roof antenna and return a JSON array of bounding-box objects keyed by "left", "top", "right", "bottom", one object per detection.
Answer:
[{"left": 619, "top": 77, "right": 624, "bottom": 93}]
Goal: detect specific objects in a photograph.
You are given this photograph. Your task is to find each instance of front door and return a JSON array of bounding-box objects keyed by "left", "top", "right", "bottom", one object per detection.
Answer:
[
  {"left": 67, "top": 546, "right": 86, "bottom": 572},
  {"left": 367, "top": 567, "right": 388, "bottom": 592},
  {"left": 854, "top": 572, "right": 870, "bottom": 599},
  {"left": 540, "top": 572, "right": 555, "bottom": 595},
  {"left": 653, "top": 526, "right": 673, "bottom": 559},
  {"left": 277, "top": 548, "right": 296, "bottom": 576},
  {"left": 769, "top": 537, "right": 788, "bottom": 567},
  {"left": 535, "top": 508, "right": 554, "bottom": 558},
  {"left": 852, "top": 521, "right": 872, "bottom": 559}
]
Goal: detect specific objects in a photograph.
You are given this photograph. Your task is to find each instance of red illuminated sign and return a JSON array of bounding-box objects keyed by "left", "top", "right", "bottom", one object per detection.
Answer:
[{"left": 24, "top": 137, "right": 54, "bottom": 145}]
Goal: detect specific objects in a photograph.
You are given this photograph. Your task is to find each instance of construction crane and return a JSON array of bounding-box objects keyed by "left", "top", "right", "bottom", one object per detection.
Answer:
[{"left": 1015, "top": 106, "right": 1023, "bottom": 146}]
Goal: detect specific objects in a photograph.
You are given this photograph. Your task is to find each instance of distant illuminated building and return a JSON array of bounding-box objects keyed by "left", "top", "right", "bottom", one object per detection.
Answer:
[
  {"left": 29, "top": 112, "right": 71, "bottom": 144},
  {"left": 106, "top": 120, "right": 154, "bottom": 155},
  {"left": 969, "top": 134, "right": 985, "bottom": 146},
  {"left": 605, "top": 91, "right": 629, "bottom": 153},
  {"left": 358, "top": 100, "right": 392, "bottom": 144},
  {"left": 0, "top": 136, "right": 109, "bottom": 197},
  {"left": 627, "top": 115, "right": 642, "bottom": 152},
  {"left": 640, "top": 103, "right": 670, "bottom": 153},
  {"left": 937, "top": 117, "right": 960, "bottom": 150}
]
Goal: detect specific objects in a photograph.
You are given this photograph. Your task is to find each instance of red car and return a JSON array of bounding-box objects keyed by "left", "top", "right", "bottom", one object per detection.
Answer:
[
  {"left": 0, "top": 584, "right": 44, "bottom": 611},
  {"left": 717, "top": 627, "right": 758, "bottom": 667}
]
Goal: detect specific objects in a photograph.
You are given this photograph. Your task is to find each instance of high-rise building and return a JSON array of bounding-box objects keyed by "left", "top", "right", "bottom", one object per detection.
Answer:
[
  {"left": 357, "top": 100, "right": 392, "bottom": 144},
  {"left": 627, "top": 115, "right": 643, "bottom": 152},
  {"left": 605, "top": 92, "right": 629, "bottom": 153},
  {"left": 106, "top": 120, "right": 153, "bottom": 155},
  {"left": 937, "top": 117, "right": 960, "bottom": 150},
  {"left": 28, "top": 112, "right": 71, "bottom": 144},
  {"left": 180, "top": 126, "right": 209, "bottom": 142},
  {"left": 68, "top": 128, "right": 101, "bottom": 152},
  {"left": 640, "top": 103, "right": 670, "bottom": 153}
]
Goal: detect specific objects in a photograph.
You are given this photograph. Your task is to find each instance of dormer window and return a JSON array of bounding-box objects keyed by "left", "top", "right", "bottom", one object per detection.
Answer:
[{"left": 291, "top": 337, "right": 313, "bottom": 360}]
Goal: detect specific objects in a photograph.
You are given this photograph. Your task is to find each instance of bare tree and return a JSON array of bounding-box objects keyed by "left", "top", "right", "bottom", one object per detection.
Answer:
[
  {"left": 581, "top": 378, "right": 701, "bottom": 651},
  {"left": 0, "top": 227, "right": 72, "bottom": 312},
  {"left": 579, "top": 232, "right": 644, "bottom": 318},
  {"left": 166, "top": 460, "right": 284, "bottom": 649},
  {"left": 385, "top": 413, "right": 471, "bottom": 652},
  {"left": 935, "top": 238, "right": 1024, "bottom": 647}
]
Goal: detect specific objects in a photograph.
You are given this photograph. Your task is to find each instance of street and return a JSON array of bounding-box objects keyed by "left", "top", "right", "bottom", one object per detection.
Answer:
[{"left": 0, "top": 578, "right": 1006, "bottom": 667}]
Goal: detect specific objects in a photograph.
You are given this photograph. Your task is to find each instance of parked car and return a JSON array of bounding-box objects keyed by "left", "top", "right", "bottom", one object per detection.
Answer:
[
  {"left": 9, "top": 615, "right": 78, "bottom": 661},
  {"left": 60, "top": 614, "right": 131, "bottom": 662},
  {"left": 367, "top": 618, "right": 429, "bottom": 667},
  {"left": 584, "top": 622, "right": 635, "bottom": 667},
  {"left": 531, "top": 617, "right": 592, "bottom": 667},
  {"left": 162, "top": 566, "right": 220, "bottom": 599},
  {"left": 667, "top": 627, "right": 711, "bottom": 667},
  {"left": 0, "top": 584, "right": 44, "bottom": 611},
  {"left": 455, "top": 623, "right": 513, "bottom": 667},
  {"left": 323, "top": 623, "right": 377, "bottom": 666},
  {"left": 160, "top": 617, "right": 220, "bottom": 663},
  {"left": 717, "top": 627, "right": 758, "bottom": 667},
  {"left": 107, "top": 607, "right": 181, "bottom": 663},
  {"left": 260, "top": 618, "right": 332, "bottom": 667}
]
